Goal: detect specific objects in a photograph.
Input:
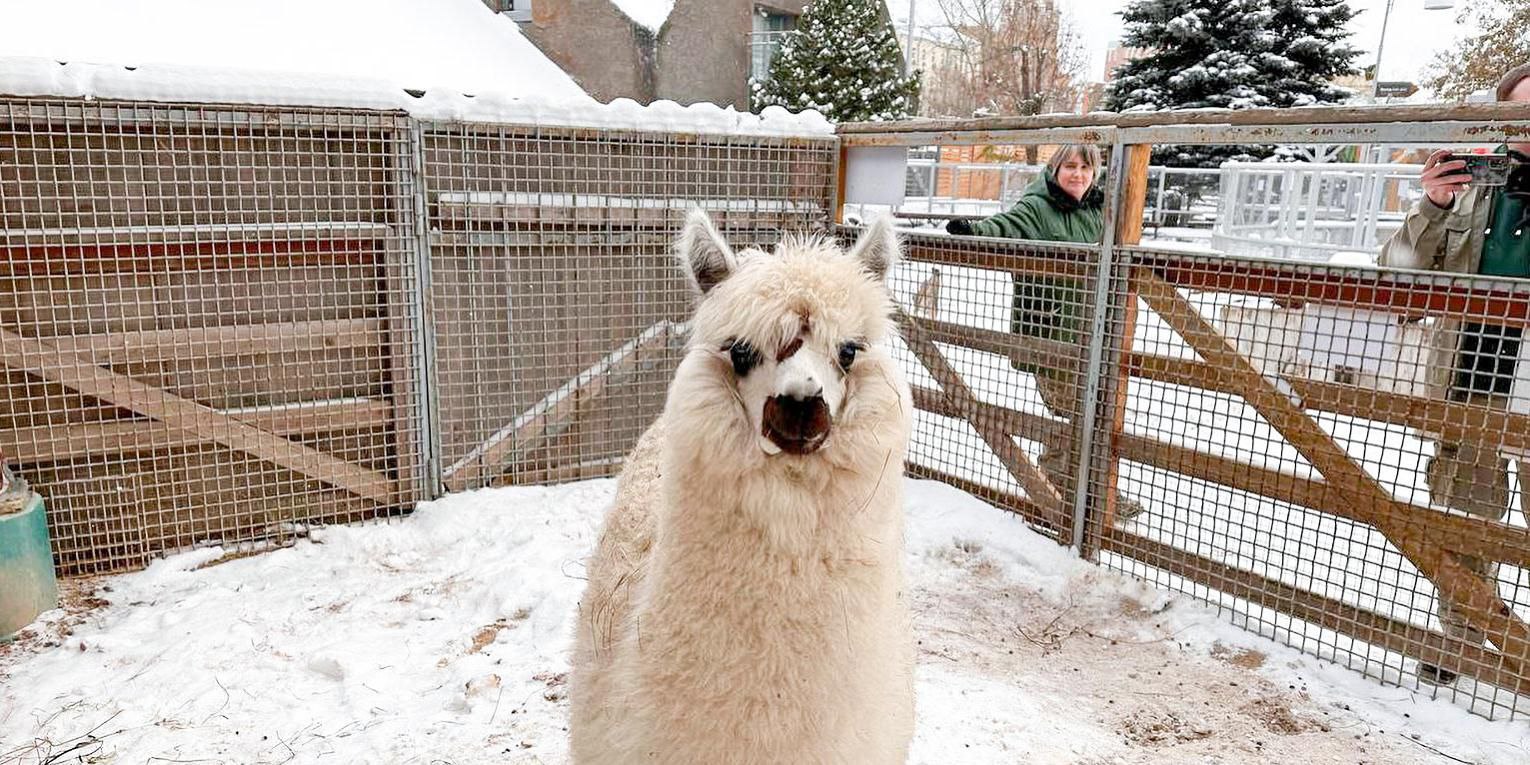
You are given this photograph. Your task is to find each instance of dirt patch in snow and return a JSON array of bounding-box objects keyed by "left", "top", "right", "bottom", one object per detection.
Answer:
[
  {"left": 0, "top": 578, "right": 108, "bottom": 671},
  {"left": 911, "top": 538, "right": 1465, "bottom": 764}
]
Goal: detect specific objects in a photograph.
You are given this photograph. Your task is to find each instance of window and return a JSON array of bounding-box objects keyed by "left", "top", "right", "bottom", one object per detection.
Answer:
[
  {"left": 749, "top": 8, "right": 797, "bottom": 81},
  {"left": 483, "top": 0, "right": 533, "bottom": 22}
]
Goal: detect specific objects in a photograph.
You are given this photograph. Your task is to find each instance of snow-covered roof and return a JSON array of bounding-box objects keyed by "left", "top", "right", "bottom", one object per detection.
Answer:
[
  {"left": 0, "top": 0, "right": 832, "bottom": 136},
  {"left": 612, "top": 0, "right": 675, "bottom": 32},
  {"left": 0, "top": 0, "right": 590, "bottom": 104}
]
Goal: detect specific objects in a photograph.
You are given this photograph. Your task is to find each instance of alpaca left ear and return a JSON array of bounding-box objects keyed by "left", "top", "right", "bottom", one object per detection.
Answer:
[
  {"left": 847, "top": 215, "right": 900, "bottom": 281},
  {"left": 676, "top": 207, "right": 737, "bottom": 295}
]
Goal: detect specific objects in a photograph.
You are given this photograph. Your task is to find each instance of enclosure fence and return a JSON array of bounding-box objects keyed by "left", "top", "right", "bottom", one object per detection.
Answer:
[
  {"left": 7, "top": 95, "right": 1530, "bottom": 720},
  {"left": 844, "top": 102, "right": 1530, "bottom": 720}
]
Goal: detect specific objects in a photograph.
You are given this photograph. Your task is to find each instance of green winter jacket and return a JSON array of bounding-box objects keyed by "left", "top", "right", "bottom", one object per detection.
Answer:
[
  {"left": 968, "top": 171, "right": 1105, "bottom": 243},
  {"left": 967, "top": 171, "right": 1104, "bottom": 373}
]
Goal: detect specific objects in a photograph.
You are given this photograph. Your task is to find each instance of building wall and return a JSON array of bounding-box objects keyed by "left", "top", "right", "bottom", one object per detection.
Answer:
[
  {"left": 518, "top": 0, "right": 657, "bottom": 103},
  {"left": 656, "top": 0, "right": 807, "bottom": 108}
]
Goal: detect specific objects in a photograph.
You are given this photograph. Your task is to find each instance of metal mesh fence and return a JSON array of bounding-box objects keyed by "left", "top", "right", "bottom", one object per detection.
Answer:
[
  {"left": 11, "top": 93, "right": 1530, "bottom": 722},
  {"left": 0, "top": 99, "right": 427, "bottom": 576},
  {"left": 1090, "top": 249, "right": 1530, "bottom": 720},
  {"left": 884, "top": 232, "right": 1102, "bottom": 549},
  {"left": 422, "top": 124, "right": 837, "bottom": 492},
  {"left": 873, "top": 156, "right": 1530, "bottom": 719}
]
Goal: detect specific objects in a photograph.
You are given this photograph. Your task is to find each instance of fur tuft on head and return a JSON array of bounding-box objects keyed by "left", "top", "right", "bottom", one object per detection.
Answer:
[{"left": 676, "top": 207, "right": 737, "bottom": 295}]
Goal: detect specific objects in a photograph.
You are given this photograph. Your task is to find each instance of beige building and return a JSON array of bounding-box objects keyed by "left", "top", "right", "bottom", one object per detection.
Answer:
[
  {"left": 492, "top": 0, "right": 808, "bottom": 108},
  {"left": 1103, "top": 39, "right": 1148, "bottom": 83}
]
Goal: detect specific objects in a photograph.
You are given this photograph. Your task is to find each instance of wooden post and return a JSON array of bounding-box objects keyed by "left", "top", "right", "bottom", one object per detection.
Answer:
[
  {"left": 1099, "top": 144, "right": 1151, "bottom": 535},
  {"left": 834, "top": 145, "right": 849, "bottom": 225}
]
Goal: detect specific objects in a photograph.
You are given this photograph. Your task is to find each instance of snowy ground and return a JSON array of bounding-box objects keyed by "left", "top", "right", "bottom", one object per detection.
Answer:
[{"left": 3, "top": 479, "right": 1527, "bottom": 764}]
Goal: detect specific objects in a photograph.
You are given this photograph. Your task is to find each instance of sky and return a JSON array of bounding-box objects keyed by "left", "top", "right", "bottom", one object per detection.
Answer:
[{"left": 894, "top": 0, "right": 1473, "bottom": 96}]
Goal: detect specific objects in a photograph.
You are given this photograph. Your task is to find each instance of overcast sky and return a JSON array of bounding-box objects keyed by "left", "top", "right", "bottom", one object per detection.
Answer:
[{"left": 893, "top": 0, "right": 1472, "bottom": 95}]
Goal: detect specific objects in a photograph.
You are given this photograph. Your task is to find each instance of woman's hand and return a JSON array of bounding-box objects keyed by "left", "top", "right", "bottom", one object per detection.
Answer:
[
  {"left": 1420, "top": 149, "right": 1472, "bottom": 209},
  {"left": 945, "top": 219, "right": 973, "bottom": 236}
]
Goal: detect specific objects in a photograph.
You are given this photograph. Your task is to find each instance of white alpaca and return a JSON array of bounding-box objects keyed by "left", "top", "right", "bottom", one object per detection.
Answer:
[{"left": 569, "top": 209, "right": 915, "bottom": 765}]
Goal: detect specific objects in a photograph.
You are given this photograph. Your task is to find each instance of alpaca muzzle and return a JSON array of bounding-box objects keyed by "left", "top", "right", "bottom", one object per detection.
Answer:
[{"left": 762, "top": 393, "right": 831, "bottom": 455}]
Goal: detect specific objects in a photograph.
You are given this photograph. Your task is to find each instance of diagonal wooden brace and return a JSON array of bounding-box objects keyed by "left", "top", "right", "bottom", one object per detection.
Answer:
[
  {"left": 0, "top": 327, "right": 394, "bottom": 505},
  {"left": 1135, "top": 270, "right": 1530, "bottom": 678},
  {"left": 897, "top": 309, "right": 1068, "bottom": 529},
  {"left": 442, "top": 320, "right": 681, "bottom": 492}
]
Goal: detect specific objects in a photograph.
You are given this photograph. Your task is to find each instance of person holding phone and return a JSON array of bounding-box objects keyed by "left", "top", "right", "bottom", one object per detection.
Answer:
[{"left": 1378, "top": 63, "right": 1530, "bottom": 686}]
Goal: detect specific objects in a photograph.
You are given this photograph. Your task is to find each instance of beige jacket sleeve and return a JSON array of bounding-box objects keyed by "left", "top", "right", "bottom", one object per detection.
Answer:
[{"left": 1378, "top": 195, "right": 1454, "bottom": 271}]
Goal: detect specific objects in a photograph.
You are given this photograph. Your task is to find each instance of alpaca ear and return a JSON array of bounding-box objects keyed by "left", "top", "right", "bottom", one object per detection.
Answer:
[
  {"left": 847, "top": 215, "right": 900, "bottom": 281},
  {"left": 676, "top": 207, "right": 737, "bottom": 295}
]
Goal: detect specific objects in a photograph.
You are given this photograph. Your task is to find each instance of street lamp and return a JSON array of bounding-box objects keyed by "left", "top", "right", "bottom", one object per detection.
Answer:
[{"left": 1372, "top": 0, "right": 1455, "bottom": 100}]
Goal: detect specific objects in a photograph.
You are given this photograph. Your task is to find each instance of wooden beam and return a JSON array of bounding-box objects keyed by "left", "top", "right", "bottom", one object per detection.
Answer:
[
  {"left": 1127, "top": 353, "right": 1530, "bottom": 458},
  {"left": 1, "top": 399, "right": 392, "bottom": 466},
  {"left": 442, "top": 321, "right": 680, "bottom": 492},
  {"left": 1098, "top": 143, "right": 1152, "bottom": 535},
  {"left": 918, "top": 318, "right": 1076, "bottom": 362},
  {"left": 834, "top": 145, "right": 849, "bottom": 225},
  {"left": 1114, "top": 433, "right": 1530, "bottom": 568},
  {"left": 837, "top": 101, "right": 1530, "bottom": 134},
  {"left": 1098, "top": 529, "right": 1530, "bottom": 697},
  {"left": 1, "top": 239, "right": 381, "bottom": 277},
  {"left": 905, "top": 463, "right": 1061, "bottom": 537},
  {"left": 898, "top": 310, "right": 1068, "bottom": 528},
  {"left": 1133, "top": 269, "right": 1530, "bottom": 681},
  {"left": 903, "top": 241, "right": 1094, "bottom": 280},
  {"left": 912, "top": 380, "right": 1530, "bottom": 567},
  {"left": 0, "top": 328, "right": 395, "bottom": 505},
  {"left": 37, "top": 319, "right": 381, "bottom": 366},
  {"left": 1142, "top": 256, "right": 1530, "bottom": 330},
  {"left": 1114, "top": 145, "right": 1153, "bottom": 246},
  {"left": 910, "top": 384, "right": 1069, "bottom": 444}
]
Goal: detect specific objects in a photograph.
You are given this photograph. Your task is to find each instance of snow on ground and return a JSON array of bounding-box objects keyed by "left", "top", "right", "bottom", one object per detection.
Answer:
[
  {"left": 3, "top": 479, "right": 1526, "bottom": 763},
  {"left": 0, "top": 0, "right": 832, "bottom": 136}
]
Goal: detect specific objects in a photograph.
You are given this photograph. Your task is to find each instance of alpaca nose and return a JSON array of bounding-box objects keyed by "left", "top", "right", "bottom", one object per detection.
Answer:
[{"left": 762, "top": 391, "right": 831, "bottom": 455}]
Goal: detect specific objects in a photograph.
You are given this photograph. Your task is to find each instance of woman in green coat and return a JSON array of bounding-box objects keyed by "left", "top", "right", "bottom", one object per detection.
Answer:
[{"left": 945, "top": 144, "right": 1143, "bottom": 521}]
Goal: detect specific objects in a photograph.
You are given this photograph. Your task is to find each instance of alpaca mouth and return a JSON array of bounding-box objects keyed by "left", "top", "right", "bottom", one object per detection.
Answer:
[
  {"left": 760, "top": 395, "right": 832, "bottom": 456},
  {"left": 763, "top": 427, "right": 828, "bottom": 456}
]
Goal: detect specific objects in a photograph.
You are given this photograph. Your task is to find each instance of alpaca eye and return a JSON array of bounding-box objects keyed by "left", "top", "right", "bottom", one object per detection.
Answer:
[
  {"left": 726, "top": 339, "right": 760, "bottom": 377},
  {"left": 837, "top": 341, "right": 864, "bottom": 371}
]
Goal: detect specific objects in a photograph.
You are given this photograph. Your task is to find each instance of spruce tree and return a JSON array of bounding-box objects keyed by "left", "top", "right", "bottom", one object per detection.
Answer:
[
  {"left": 751, "top": 0, "right": 920, "bottom": 122},
  {"left": 1103, "top": 0, "right": 1360, "bottom": 167}
]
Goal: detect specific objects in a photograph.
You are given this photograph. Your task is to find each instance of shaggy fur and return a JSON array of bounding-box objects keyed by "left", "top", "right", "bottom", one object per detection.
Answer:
[{"left": 569, "top": 211, "right": 915, "bottom": 764}]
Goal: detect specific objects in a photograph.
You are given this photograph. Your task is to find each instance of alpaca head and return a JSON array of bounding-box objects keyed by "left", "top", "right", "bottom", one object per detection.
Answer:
[{"left": 672, "top": 208, "right": 904, "bottom": 461}]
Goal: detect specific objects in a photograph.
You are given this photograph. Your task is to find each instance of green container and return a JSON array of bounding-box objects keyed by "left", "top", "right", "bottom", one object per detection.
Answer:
[{"left": 0, "top": 493, "right": 58, "bottom": 641}]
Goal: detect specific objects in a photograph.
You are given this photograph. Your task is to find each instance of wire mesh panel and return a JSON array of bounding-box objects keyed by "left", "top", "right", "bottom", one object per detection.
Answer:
[
  {"left": 1083, "top": 248, "right": 1530, "bottom": 719},
  {"left": 0, "top": 99, "right": 426, "bottom": 576},
  {"left": 877, "top": 230, "right": 1103, "bottom": 548},
  {"left": 423, "top": 124, "right": 836, "bottom": 492}
]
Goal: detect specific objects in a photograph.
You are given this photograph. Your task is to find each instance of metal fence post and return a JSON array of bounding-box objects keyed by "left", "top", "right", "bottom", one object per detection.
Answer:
[
  {"left": 1069, "top": 140, "right": 1149, "bottom": 556},
  {"left": 407, "top": 120, "right": 442, "bottom": 501}
]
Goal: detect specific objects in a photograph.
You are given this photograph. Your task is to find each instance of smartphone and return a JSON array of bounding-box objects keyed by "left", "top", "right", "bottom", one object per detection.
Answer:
[{"left": 1445, "top": 153, "right": 1512, "bottom": 186}]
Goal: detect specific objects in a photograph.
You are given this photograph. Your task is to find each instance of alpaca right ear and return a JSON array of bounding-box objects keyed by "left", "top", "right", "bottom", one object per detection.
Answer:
[{"left": 676, "top": 207, "right": 737, "bottom": 295}]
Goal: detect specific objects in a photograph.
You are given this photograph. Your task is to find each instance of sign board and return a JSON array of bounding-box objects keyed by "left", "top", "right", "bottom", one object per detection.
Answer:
[
  {"left": 1376, "top": 81, "right": 1418, "bottom": 98},
  {"left": 1296, "top": 306, "right": 1401, "bottom": 377},
  {"left": 844, "top": 146, "right": 908, "bottom": 207},
  {"left": 1509, "top": 334, "right": 1530, "bottom": 416}
]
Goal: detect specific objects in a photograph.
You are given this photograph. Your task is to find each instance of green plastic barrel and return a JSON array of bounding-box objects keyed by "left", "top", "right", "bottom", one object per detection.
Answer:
[{"left": 0, "top": 493, "right": 58, "bottom": 641}]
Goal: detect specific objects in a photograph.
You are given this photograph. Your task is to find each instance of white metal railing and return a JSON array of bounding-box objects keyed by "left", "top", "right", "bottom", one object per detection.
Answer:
[{"left": 1211, "top": 161, "right": 1425, "bottom": 262}]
